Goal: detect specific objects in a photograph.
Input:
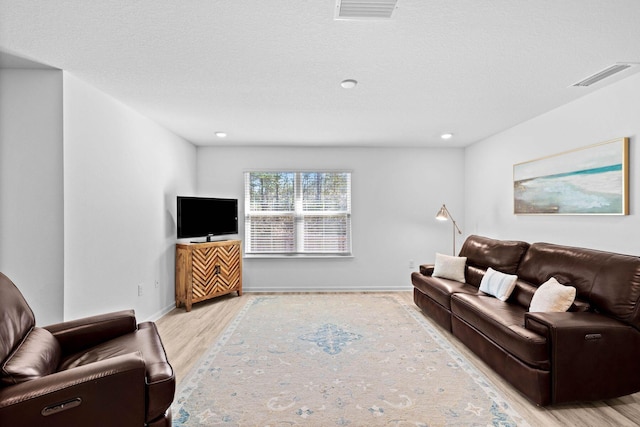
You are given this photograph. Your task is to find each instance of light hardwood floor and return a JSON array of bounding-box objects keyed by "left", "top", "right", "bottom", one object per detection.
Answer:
[{"left": 156, "top": 292, "right": 640, "bottom": 427}]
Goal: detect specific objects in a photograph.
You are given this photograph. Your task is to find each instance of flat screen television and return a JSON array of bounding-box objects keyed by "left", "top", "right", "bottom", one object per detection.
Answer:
[{"left": 177, "top": 196, "right": 238, "bottom": 241}]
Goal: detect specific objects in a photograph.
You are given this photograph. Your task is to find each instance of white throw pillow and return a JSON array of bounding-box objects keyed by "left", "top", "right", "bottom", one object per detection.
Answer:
[
  {"left": 432, "top": 253, "right": 467, "bottom": 283},
  {"left": 479, "top": 267, "right": 518, "bottom": 301},
  {"left": 529, "top": 277, "right": 576, "bottom": 312}
]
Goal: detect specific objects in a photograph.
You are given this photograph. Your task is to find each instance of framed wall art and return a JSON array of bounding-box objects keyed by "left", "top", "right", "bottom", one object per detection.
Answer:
[{"left": 514, "top": 137, "right": 629, "bottom": 215}]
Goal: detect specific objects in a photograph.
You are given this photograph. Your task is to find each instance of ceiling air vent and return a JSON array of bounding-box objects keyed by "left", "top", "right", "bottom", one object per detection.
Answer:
[
  {"left": 335, "top": 0, "right": 399, "bottom": 20},
  {"left": 572, "top": 63, "right": 637, "bottom": 87}
]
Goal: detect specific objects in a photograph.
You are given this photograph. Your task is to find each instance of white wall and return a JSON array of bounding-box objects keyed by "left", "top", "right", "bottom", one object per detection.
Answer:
[
  {"left": 197, "top": 146, "right": 465, "bottom": 291},
  {"left": 15, "top": 58, "right": 635, "bottom": 321},
  {"left": 0, "top": 69, "right": 64, "bottom": 325},
  {"left": 465, "top": 72, "right": 640, "bottom": 254},
  {"left": 63, "top": 73, "right": 196, "bottom": 320}
]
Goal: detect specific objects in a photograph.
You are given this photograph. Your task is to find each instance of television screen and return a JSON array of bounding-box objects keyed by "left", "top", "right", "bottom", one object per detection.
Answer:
[{"left": 177, "top": 196, "right": 238, "bottom": 240}]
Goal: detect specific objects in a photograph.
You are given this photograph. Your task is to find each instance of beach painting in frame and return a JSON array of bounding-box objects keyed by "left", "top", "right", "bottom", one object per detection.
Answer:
[{"left": 514, "top": 137, "right": 629, "bottom": 215}]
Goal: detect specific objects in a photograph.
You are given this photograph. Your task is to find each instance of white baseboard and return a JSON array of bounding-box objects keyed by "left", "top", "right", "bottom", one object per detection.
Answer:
[
  {"left": 242, "top": 285, "right": 413, "bottom": 293},
  {"left": 146, "top": 302, "right": 176, "bottom": 322}
]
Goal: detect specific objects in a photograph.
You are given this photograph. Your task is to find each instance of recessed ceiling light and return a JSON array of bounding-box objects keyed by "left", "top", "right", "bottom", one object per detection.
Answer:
[
  {"left": 215, "top": 132, "right": 227, "bottom": 138},
  {"left": 441, "top": 133, "right": 453, "bottom": 140},
  {"left": 341, "top": 79, "right": 358, "bottom": 89}
]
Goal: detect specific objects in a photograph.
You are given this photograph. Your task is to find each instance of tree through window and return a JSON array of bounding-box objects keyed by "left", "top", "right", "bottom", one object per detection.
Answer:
[{"left": 244, "top": 171, "right": 352, "bottom": 255}]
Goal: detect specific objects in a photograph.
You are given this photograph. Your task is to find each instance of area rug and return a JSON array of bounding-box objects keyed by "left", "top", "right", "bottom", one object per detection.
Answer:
[{"left": 172, "top": 294, "right": 529, "bottom": 426}]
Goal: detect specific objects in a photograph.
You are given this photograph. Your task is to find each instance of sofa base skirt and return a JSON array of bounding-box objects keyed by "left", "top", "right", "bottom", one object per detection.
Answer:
[
  {"left": 413, "top": 288, "right": 452, "bottom": 331},
  {"left": 451, "top": 315, "right": 551, "bottom": 406}
]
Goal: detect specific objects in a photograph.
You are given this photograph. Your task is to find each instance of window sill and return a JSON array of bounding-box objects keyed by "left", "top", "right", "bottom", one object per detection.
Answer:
[{"left": 244, "top": 253, "right": 353, "bottom": 259}]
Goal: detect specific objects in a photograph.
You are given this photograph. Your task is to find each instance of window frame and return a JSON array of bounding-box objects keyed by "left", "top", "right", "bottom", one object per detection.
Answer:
[{"left": 244, "top": 170, "right": 352, "bottom": 258}]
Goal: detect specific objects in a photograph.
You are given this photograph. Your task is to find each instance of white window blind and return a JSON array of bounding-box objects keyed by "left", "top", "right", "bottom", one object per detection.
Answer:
[{"left": 244, "top": 171, "right": 352, "bottom": 256}]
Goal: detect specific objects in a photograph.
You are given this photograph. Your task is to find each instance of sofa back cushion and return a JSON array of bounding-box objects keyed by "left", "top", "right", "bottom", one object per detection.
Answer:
[
  {"left": 517, "top": 242, "right": 640, "bottom": 328},
  {"left": 0, "top": 273, "right": 36, "bottom": 365},
  {"left": 509, "top": 279, "right": 538, "bottom": 307},
  {"left": 459, "top": 235, "right": 530, "bottom": 276},
  {"left": 465, "top": 265, "right": 485, "bottom": 288}
]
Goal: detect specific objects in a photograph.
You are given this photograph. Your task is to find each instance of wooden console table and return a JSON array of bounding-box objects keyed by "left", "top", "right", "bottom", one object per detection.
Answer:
[{"left": 175, "top": 239, "right": 242, "bottom": 311}]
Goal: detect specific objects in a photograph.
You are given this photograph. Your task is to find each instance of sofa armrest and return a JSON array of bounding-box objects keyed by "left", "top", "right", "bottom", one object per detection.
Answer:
[
  {"left": 419, "top": 264, "right": 434, "bottom": 276},
  {"left": 44, "top": 310, "right": 137, "bottom": 355},
  {"left": 0, "top": 352, "right": 146, "bottom": 427},
  {"left": 525, "top": 311, "right": 640, "bottom": 403}
]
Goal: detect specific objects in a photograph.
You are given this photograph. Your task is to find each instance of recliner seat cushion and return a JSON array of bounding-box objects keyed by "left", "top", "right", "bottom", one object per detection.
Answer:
[
  {"left": 451, "top": 293, "right": 549, "bottom": 369},
  {"left": 412, "top": 273, "right": 480, "bottom": 310}
]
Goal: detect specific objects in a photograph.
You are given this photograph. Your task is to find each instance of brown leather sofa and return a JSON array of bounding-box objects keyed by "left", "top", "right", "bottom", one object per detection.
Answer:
[
  {"left": 411, "top": 235, "right": 640, "bottom": 406},
  {"left": 0, "top": 272, "right": 175, "bottom": 426}
]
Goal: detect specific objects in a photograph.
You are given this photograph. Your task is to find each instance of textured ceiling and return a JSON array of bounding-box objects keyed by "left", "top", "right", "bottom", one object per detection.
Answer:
[{"left": 1, "top": 1, "right": 639, "bottom": 147}]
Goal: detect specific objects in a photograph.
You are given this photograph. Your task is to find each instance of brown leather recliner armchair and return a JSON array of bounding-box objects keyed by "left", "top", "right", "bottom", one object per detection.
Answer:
[{"left": 0, "top": 272, "right": 175, "bottom": 426}]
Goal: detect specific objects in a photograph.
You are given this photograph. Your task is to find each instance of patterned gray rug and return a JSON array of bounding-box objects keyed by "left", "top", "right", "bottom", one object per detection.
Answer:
[{"left": 172, "top": 294, "right": 528, "bottom": 426}]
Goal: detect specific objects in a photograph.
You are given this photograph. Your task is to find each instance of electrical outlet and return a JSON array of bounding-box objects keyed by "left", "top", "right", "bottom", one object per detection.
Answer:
[
  {"left": 155, "top": 280, "right": 159, "bottom": 289},
  {"left": 409, "top": 259, "right": 415, "bottom": 269},
  {"left": 137, "top": 283, "right": 143, "bottom": 296}
]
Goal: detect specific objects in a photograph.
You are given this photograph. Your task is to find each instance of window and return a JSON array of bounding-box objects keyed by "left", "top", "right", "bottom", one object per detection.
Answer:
[{"left": 244, "top": 171, "right": 352, "bottom": 256}]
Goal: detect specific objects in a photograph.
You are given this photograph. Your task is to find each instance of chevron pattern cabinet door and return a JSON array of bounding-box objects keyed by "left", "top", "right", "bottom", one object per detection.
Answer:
[{"left": 175, "top": 240, "right": 243, "bottom": 311}]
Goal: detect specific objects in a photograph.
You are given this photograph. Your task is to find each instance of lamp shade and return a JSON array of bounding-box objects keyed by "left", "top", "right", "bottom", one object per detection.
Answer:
[
  {"left": 436, "top": 205, "right": 448, "bottom": 221},
  {"left": 435, "top": 203, "right": 462, "bottom": 256}
]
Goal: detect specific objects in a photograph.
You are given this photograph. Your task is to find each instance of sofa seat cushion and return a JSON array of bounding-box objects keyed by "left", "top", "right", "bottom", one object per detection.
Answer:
[
  {"left": 412, "top": 273, "right": 480, "bottom": 310},
  {"left": 58, "top": 322, "right": 174, "bottom": 421},
  {"left": 451, "top": 293, "right": 549, "bottom": 370}
]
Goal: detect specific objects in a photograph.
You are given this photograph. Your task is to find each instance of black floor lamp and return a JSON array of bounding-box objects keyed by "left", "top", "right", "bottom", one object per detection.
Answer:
[{"left": 436, "top": 204, "right": 462, "bottom": 256}]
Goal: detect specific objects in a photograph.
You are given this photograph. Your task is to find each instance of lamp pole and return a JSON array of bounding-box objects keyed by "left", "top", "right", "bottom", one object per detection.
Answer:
[{"left": 436, "top": 204, "right": 462, "bottom": 256}]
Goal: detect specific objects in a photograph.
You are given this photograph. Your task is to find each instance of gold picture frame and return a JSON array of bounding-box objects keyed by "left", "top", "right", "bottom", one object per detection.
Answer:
[{"left": 514, "top": 137, "right": 629, "bottom": 215}]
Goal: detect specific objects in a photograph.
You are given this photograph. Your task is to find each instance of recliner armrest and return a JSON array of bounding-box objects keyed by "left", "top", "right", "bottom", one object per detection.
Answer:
[
  {"left": 0, "top": 352, "right": 146, "bottom": 427},
  {"left": 45, "top": 310, "right": 137, "bottom": 355},
  {"left": 525, "top": 311, "right": 640, "bottom": 404},
  {"left": 419, "top": 264, "right": 434, "bottom": 276},
  {"left": 524, "top": 311, "right": 625, "bottom": 337}
]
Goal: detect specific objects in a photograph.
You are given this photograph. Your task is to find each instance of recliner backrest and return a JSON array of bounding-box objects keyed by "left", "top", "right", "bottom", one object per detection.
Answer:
[
  {"left": 459, "top": 235, "right": 530, "bottom": 276},
  {"left": 0, "top": 273, "right": 36, "bottom": 366},
  {"left": 517, "top": 242, "right": 640, "bottom": 328}
]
